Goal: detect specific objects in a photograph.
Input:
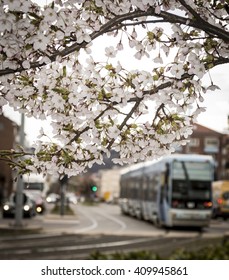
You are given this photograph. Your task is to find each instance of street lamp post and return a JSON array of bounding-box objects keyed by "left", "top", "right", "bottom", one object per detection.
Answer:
[
  {"left": 59, "top": 175, "right": 68, "bottom": 216},
  {"left": 14, "top": 113, "right": 25, "bottom": 227}
]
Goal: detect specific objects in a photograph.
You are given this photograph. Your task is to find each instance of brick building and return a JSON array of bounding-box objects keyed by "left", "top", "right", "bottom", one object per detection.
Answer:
[
  {"left": 0, "top": 114, "right": 19, "bottom": 203},
  {"left": 176, "top": 123, "right": 229, "bottom": 180}
]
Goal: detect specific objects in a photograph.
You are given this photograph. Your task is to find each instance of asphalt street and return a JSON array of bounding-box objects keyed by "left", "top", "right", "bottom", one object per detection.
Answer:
[{"left": 1, "top": 203, "right": 229, "bottom": 239}]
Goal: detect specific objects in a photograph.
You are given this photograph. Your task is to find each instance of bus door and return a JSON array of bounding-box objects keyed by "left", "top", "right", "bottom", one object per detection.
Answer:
[
  {"left": 119, "top": 178, "right": 129, "bottom": 214},
  {"left": 159, "top": 185, "right": 170, "bottom": 224},
  {"left": 140, "top": 175, "right": 148, "bottom": 220},
  {"left": 134, "top": 178, "right": 142, "bottom": 219},
  {"left": 158, "top": 164, "right": 170, "bottom": 225}
]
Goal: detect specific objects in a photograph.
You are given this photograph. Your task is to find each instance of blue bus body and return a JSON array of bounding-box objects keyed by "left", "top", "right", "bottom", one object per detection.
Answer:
[{"left": 119, "top": 154, "right": 214, "bottom": 228}]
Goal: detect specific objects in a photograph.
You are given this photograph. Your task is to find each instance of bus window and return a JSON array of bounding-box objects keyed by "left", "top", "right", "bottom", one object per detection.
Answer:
[
  {"left": 142, "top": 176, "right": 148, "bottom": 201},
  {"left": 172, "top": 161, "right": 212, "bottom": 181},
  {"left": 171, "top": 160, "right": 212, "bottom": 201},
  {"left": 148, "top": 176, "right": 158, "bottom": 202},
  {"left": 24, "top": 182, "right": 44, "bottom": 191}
]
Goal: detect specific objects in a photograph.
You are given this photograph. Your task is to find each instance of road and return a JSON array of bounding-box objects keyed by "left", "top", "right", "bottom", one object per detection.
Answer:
[
  {"left": 43, "top": 203, "right": 229, "bottom": 237},
  {"left": 0, "top": 203, "right": 228, "bottom": 259}
]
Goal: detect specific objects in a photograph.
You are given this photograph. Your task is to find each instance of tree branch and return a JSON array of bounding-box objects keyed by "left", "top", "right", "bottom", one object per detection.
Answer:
[
  {"left": 0, "top": 6, "right": 228, "bottom": 77},
  {"left": 176, "top": 0, "right": 229, "bottom": 42}
]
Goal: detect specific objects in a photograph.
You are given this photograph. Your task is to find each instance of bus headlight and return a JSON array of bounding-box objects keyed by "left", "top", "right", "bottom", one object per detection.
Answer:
[
  {"left": 24, "top": 205, "right": 30, "bottom": 211},
  {"left": 3, "top": 205, "right": 10, "bottom": 211},
  {"left": 36, "top": 206, "right": 43, "bottom": 213}
]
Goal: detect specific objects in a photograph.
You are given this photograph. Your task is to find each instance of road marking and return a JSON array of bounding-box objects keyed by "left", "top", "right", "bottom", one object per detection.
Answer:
[
  {"left": 38, "top": 237, "right": 154, "bottom": 253},
  {"left": 92, "top": 208, "right": 127, "bottom": 232},
  {"left": 73, "top": 207, "right": 98, "bottom": 233},
  {"left": 3, "top": 237, "right": 156, "bottom": 255},
  {"left": 43, "top": 219, "right": 79, "bottom": 225}
]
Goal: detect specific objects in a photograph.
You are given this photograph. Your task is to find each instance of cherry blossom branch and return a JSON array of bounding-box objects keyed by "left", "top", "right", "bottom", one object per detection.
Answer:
[
  {"left": 1, "top": 5, "right": 228, "bottom": 77},
  {"left": 177, "top": 0, "right": 229, "bottom": 42},
  {"left": 0, "top": 1, "right": 228, "bottom": 176}
]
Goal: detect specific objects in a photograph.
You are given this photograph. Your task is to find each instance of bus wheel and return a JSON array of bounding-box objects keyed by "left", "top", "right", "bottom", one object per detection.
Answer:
[
  {"left": 197, "top": 227, "right": 205, "bottom": 233},
  {"left": 121, "top": 209, "right": 127, "bottom": 215},
  {"left": 136, "top": 210, "right": 143, "bottom": 220},
  {"left": 211, "top": 209, "right": 218, "bottom": 219},
  {"left": 153, "top": 216, "right": 162, "bottom": 228}
]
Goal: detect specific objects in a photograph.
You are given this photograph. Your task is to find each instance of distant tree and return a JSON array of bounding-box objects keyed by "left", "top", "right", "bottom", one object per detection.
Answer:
[{"left": 0, "top": 0, "right": 228, "bottom": 176}]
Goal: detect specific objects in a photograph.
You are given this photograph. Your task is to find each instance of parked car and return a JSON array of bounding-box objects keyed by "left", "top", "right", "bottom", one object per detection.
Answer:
[
  {"left": 66, "top": 192, "right": 78, "bottom": 205},
  {"left": 46, "top": 193, "right": 60, "bottom": 204},
  {"left": 2, "top": 192, "right": 36, "bottom": 218}
]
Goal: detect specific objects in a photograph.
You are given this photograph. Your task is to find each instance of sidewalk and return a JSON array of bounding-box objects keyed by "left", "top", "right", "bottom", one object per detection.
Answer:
[{"left": 0, "top": 207, "right": 79, "bottom": 236}]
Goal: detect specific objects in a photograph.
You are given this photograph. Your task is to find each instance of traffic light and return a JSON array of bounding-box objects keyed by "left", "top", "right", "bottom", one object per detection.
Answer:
[{"left": 91, "top": 185, "right": 98, "bottom": 192}]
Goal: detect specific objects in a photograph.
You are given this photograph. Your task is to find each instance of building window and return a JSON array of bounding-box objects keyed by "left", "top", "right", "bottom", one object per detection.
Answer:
[
  {"left": 189, "top": 138, "right": 200, "bottom": 147},
  {"left": 175, "top": 146, "right": 183, "bottom": 152},
  {"left": 226, "top": 161, "right": 229, "bottom": 169},
  {"left": 204, "top": 137, "right": 219, "bottom": 153}
]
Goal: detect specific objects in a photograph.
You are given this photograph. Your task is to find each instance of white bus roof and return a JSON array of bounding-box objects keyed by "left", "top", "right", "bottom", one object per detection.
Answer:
[
  {"left": 22, "top": 173, "right": 46, "bottom": 183},
  {"left": 120, "top": 154, "right": 214, "bottom": 176}
]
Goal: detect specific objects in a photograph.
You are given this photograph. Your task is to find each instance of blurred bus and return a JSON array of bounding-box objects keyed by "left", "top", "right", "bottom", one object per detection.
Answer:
[
  {"left": 22, "top": 173, "right": 48, "bottom": 214},
  {"left": 23, "top": 173, "right": 47, "bottom": 192},
  {"left": 212, "top": 180, "right": 229, "bottom": 220},
  {"left": 119, "top": 154, "right": 214, "bottom": 228}
]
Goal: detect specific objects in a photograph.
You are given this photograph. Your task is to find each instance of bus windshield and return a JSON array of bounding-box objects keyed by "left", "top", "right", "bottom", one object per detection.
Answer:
[
  {"left": 171, "top": 160, "right": 212, "bottom": 200},
  {"left": 24, "top": 182, "right": 44, "bottom": 191},
  {"left": 172, "top": 161, "right": 212, "bottom": 181}
]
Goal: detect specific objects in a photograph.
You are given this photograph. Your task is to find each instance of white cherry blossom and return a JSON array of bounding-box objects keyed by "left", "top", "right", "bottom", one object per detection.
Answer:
[
  {"left": 43, "top": 7, "right": 58, "bottom": 23},
  {"left": 105, "top": 46, "right": 118, "bottom": 58},
  {"left": 0, "top": 0, "right": 227, "bottom": 176},
  {"left": 33, "top": 32, "right": 51, "bottom": 51},
  {"left": 170, "top": 63, "right": 185, "bottom": 79}
]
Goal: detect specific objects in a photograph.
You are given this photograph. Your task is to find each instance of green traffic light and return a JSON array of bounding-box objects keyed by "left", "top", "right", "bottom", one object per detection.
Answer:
[{"left": 91, "top": 185, "right": 97, "bottom": 192}]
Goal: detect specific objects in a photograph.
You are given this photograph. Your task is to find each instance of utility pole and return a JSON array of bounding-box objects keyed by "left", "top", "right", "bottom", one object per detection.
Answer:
[
  {"left": 14, "top": 113, "right": 25, "bottom": 227},
  {"left": 59, "top": 175, "right": 68, "bottom": 216}
]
